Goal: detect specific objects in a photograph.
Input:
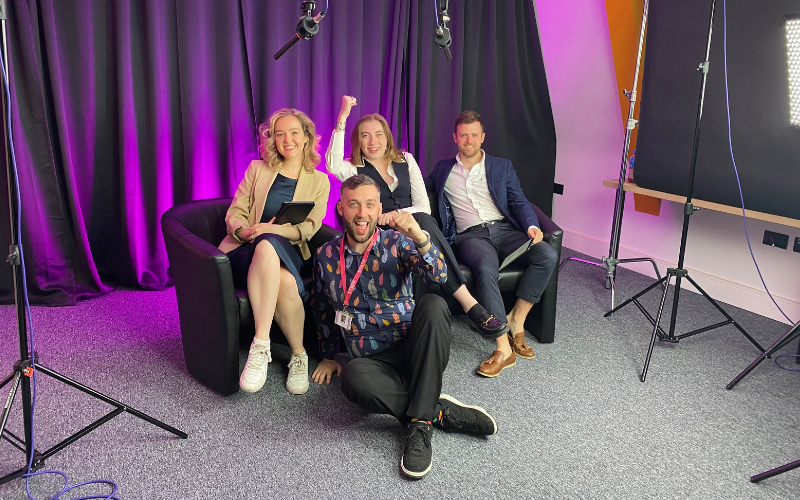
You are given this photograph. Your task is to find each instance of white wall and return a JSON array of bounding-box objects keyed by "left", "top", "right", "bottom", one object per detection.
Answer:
[{"left": 534, "top": 0, "right": 800, "bottom": 325}]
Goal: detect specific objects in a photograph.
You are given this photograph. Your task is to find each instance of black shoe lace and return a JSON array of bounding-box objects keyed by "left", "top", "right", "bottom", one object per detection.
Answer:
[{"left": 407, "top": 425, "right": 431, "bottom": 454}]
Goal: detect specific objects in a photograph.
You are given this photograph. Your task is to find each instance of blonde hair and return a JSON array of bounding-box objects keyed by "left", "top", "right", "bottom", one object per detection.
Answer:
[
  {"left": 347, "top": 113, "right": 404, "bottom": 166},
  {"left": 258, "top": 108, "right": 321, "bottom": 173}
]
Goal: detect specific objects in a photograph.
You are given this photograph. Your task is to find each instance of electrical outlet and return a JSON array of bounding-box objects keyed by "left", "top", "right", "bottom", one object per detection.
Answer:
[
  {"left": 794, "top": 237, "right": 800, "bottom": 253},
  {"left": 763, "top": 230, "right": 789, "bottom": 249}
]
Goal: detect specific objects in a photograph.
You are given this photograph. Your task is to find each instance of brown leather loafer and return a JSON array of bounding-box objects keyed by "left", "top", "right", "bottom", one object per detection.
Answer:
[
  {"left": 477, "top": 350, "right": 516, "bottom": 377},
  {"left": 508, "top": 333, "right": 535, "bottom": 359}
]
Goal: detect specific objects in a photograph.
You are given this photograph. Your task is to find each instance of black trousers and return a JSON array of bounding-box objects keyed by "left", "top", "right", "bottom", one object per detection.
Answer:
[
  {"left": 339, "top": 294, "right": 452, "bottom": 423},
  {"left": 455, "top": 222, "right": 558, "bottom": 324}
]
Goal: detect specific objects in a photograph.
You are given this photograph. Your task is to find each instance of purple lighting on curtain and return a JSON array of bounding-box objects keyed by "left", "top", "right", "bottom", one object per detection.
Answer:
[{"left": 2, "top": 0, "right": 553, "bottom": 305}]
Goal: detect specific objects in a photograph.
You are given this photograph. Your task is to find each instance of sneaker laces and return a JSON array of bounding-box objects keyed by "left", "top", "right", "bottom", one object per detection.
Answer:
[
  {"left": 406, "top": 425, "right": 431, "bottom": 454},
  {"left": 288, "top": 355, "right": 306, "bottom": 376},
  {"left": 247, "top": 346, "right": 271, "bottom": 370}
]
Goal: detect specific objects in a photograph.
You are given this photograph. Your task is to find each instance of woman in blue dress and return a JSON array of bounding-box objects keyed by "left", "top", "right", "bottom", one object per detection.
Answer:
[{"left": 219, "top": 108, "right": 330, "bottom": 395}]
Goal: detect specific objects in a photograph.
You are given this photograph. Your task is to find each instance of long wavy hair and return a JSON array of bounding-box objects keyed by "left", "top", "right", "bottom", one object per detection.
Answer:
[
  {"left": 258, "top": 108, "right": 321, "bottom": 173},
  {"left": 347, "top": 113, "right": 405, "bottom": 166}
]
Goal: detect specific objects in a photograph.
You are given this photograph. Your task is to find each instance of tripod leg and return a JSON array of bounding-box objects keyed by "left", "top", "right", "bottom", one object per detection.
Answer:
[
  {"left": 641, "top": 275, "right": 672, "bottom": 382},
  {"left": 605, "top": 276, "right": 667, "bottom": 317},
  {"left": 0, "top": 372, "right": 21, "bottom": 441},
  {"left": 726, "top": 321, "right": 800, "bottom": 390},
  {"left": 34, "top": 364, "right": 187, "bottom": 438},
  {"left": 684, "top": 275, "right": 765, "bottom": 352},
  {"left": 751, "top": 458, "right": 800, "bottom": 483}
]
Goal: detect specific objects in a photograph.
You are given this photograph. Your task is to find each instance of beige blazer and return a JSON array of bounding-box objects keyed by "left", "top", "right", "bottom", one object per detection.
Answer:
[{"left": 218, "top": 160, "right": 331, "bottom": 260}]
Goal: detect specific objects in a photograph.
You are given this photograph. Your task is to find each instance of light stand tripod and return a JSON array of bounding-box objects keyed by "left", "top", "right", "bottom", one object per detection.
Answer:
[
  {"left": 0, "top": 2, "right": 186, "bottom": 486},
  {"left": 725, "top": 320, "right": 800, "bottom": 482},
  {"left": 603, "top": 0, "right": 765, "bottom": 382},
  {"left": 559, "top": 0, "right": 663, "bottom": 311}
]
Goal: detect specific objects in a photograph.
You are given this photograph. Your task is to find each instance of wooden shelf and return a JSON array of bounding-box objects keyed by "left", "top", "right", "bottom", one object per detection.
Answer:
[{"left": 603, "top": 179, "right": 800, "bottom": 229}]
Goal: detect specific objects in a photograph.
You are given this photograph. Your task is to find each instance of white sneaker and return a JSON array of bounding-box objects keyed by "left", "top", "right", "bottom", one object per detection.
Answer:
[
  {"left": 240, "top": 339, "right": 271, "bottom": 393},
  {"left": 285, "top": 352, "right": 309, "bottom": 395}
]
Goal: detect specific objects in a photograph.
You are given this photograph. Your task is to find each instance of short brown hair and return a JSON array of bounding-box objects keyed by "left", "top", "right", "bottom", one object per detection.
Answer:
[
  {"left": 454, "top": 110, "right": 484, "bottom": 133},
  {"left": 340, "top": 174, "right": 378, "bottom": 195},
  {"left": 258, "top": 108, "right": 321, "bottom": 173},
  {"left": 348, "top": 113, "right": 405, "bottom": 166}
]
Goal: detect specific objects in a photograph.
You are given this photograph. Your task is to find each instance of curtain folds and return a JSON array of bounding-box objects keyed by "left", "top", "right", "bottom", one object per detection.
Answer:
[{"left": 0, "top": 0, "right": 554, "bottom": 305}]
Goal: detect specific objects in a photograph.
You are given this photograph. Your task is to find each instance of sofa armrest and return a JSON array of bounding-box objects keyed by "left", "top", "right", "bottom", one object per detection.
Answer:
[
  {"left": 161, "top": 211, "right": 241, "bottom": 395},
  {"left": 532, "top": 204, "right": 563, "bottom": 254},
  {"left": 309, "top": 223, "right": 342, "bottom": 254}
]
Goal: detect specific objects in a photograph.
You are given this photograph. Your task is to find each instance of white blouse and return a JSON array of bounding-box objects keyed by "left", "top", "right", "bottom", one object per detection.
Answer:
[{"left": 325, "top": 130, "right": 431, "bottom": 215}]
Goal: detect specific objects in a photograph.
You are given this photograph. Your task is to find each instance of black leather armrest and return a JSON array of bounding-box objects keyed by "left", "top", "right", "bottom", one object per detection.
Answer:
[
  {"left": 532, "top": 204, "right": 563, "bottom": 254},
  {"left": 161, "top": 209, "right": 241, "bottom": 395},
  {"left": 309, "top": 223, "right": 342, "bottom": 254}
]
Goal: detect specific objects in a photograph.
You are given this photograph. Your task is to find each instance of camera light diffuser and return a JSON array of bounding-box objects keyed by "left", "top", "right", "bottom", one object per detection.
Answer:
[{"left": 787, "top": 15, "right": 800, "bottom": 126}]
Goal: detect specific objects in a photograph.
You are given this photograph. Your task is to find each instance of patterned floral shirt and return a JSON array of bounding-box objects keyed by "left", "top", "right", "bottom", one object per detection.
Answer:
[{"left": 311, "top": 229, "right": 447, "bottom": 359}]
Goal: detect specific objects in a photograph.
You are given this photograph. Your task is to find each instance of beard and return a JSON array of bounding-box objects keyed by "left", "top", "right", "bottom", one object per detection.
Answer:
[{"left": 344, "top": 217, "right": 378, "bottom": 245}]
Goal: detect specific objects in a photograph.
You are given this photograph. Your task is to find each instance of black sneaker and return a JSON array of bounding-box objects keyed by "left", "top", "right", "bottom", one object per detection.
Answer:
[
  {"left": 467, "top": 305, "right": 510, "bottom": 338},
  {"left": 436, "top": 394, "right": 498, "bottom": 435},
  {"left": 401, "top": 421, "right": 433, "bottom": 479}
]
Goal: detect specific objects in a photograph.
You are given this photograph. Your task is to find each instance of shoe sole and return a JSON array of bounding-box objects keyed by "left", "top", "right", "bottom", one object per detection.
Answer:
[
  {"left": 400, "top": 458, "right": 432, "bottom": 479},
  {"left": 239, "top": 377, "right": 266, "bottom": 393},
  {"left": 513, "top": 351, "right": 536, "bottom": 360},
  {"left": 438, "top": 394, "right": 498, "bottom": 435},
  {"left": 286, "top": 384, "right": 309, "bottom": 395},
  {"left": 476, "top": 357, "right": 516, "bottom": 378}
]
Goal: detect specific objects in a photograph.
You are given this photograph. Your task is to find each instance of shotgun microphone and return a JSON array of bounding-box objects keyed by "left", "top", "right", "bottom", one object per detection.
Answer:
[
  {"left": 274, "top": 1, "right": 326, "bottom": 61},
  {"left": 434, "top": 0, "right": 452, "bottom": 61}
]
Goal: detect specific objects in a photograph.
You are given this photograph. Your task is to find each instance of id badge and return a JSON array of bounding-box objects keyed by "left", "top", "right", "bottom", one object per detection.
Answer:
[{"left": 335, "top": 310, "right": 353, "bottom": 329}]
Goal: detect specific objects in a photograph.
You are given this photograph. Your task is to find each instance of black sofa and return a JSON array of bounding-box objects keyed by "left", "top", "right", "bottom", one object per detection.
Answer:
[
  {"left": 161, "top": 198, "right": 340, "bottom": 395},
  {"left": 419, "top": 190, "right": 563, "bottom": 344}
]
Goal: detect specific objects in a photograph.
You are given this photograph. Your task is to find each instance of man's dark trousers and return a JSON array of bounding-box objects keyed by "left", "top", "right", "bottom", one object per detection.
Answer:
[
  {"left": 340, "top": 294, "right": 451, "bottom": 422},
  {"left": 455, "top": 222, "right": 558, "bottom": 324}
]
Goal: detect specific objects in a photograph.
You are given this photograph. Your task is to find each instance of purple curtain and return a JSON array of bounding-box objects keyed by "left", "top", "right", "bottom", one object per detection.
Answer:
[{"left": 0, "top": 0, "right": 553, "bottom": 305}]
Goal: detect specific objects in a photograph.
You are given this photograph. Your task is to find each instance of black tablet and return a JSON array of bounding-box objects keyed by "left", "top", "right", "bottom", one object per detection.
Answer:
[{"left": 272, "top": 201, "right": 315, "bottom": 225}]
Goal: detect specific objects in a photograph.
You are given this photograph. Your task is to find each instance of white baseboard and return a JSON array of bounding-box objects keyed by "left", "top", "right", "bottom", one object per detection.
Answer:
[{"left": 561, "top": 229, "right": 799, "bottom": 326}]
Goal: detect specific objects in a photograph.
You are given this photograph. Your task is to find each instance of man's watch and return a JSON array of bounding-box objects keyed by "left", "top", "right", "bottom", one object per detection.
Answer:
[{"left": 415, "top": 230, "right": 431, "bottom": 249}]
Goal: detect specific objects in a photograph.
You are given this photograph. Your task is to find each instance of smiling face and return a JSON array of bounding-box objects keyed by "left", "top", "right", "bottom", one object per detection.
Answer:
[
  {"left": 359, "top": 119, "right": 388, "bottom": 164},
  {"left": 273, "top": 115, "right": 307, "bottom": 161},
  {"left": 338, "top": 183, "right": 382, "bottom": 251},
  {"left": 453, "top": 122, "right": 485, "bottom": 161}
]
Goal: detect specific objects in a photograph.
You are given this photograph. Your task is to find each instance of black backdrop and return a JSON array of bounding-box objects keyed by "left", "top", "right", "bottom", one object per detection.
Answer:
[{"left": 635, "top": 0, "right": 800, "bottom": 220}]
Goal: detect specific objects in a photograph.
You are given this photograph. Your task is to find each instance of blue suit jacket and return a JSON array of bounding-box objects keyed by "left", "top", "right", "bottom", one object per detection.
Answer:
[{"left": 425, "top": 153, "right": 540, "bottom": 245}]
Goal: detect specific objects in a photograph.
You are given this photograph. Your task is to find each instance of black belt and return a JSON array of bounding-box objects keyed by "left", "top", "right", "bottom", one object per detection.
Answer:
[{"left": 460, "top": 219, "right": 507, "bottom": 234}]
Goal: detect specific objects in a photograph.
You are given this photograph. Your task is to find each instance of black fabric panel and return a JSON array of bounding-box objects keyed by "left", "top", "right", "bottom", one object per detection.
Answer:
[{"left": 635, "top": 0, "right": 800, "bottom": 220}]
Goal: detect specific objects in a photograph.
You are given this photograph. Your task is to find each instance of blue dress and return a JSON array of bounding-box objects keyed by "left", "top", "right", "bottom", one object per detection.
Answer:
[{"left": 226, "top": 173, "right": 308, "bottom": 300}]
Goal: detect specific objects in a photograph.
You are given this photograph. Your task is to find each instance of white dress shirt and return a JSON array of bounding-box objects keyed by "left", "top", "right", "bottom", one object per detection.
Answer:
[
  {"left": 325, "top": 130, "right": 430, "bottom": 214},
  {"left": 443, "top": 150, "right": 506, "bottom": 232}
]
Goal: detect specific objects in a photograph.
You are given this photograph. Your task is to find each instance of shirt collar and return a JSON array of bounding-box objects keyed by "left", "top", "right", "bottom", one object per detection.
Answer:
[
  {"left": 455, "top": 149, "right": 486, "bottom": 170},
  {"left": 341, "top": 229, "right": 385, "bottom": 256}
]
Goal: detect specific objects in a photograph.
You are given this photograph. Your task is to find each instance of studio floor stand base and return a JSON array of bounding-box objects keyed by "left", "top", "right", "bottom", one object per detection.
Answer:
[
  {"left": 606, "top": 267, "right": 765, "bottom": 382},
  {"left": 0, "top": 355, "right": 188, "bottom": 486},
  {"left": 559, "top": 256, "right": 663, "bottom": 312}
]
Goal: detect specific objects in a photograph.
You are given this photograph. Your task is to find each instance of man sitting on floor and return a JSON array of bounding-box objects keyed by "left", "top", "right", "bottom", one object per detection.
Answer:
[
  {"left": 426, "top": 111, "right": 558, "bottom": 378},
  {"left": 310, "top": 174, "right": 497, "bottom": 479}
]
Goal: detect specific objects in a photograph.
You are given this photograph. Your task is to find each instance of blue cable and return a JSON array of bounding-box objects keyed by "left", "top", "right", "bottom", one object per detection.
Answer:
[
  {"left": 433, "top": 0, "right": 440, "bottom": 26},
  {"left": 0, "top": 24, "right": 119, "bottom": 500},
  {"left": 722, "top": 0, "right": 795, "bottom": 327}
]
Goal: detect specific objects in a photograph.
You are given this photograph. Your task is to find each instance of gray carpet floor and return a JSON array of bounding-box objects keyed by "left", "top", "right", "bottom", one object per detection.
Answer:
[{"left": 0, "top": 247, "right": 798, "bottom": 499}]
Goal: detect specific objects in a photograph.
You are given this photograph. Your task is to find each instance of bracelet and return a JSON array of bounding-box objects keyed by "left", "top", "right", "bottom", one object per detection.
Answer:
[
  {"left": 335, "top": 121, "right": 346, "bottom": 131},
  {"left": 415, "top": 230, "right": 430, "bottom": 249}
]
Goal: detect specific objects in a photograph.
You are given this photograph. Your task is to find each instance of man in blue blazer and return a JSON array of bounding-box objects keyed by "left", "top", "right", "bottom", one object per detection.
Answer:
[{"left": 425, "top": 111, "right": 558, "bottom": 377}]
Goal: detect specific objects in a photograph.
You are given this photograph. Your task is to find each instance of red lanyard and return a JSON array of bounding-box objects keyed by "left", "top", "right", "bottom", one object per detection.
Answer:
[{"left": 339, "top": 230, "right": 379, "bottom": 307}]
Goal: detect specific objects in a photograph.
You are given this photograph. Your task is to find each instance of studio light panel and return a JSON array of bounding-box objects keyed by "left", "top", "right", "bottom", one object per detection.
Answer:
[{"left": 787, "top": 15, "right": 800, "bottom": 126}]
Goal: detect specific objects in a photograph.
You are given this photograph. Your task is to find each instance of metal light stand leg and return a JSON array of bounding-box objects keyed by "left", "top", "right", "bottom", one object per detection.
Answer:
[
  {"left": 559, "top": 0, "right": 664, "bottom": 312},
  {"left": 726, "top": 320, "right": 800, "bottom": 390},
  {"left": 604, "top": 0, "right": 764, "bottom": 381},
  {"left": 0, "top": 3, "right": 187, "bottom": 486}
]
